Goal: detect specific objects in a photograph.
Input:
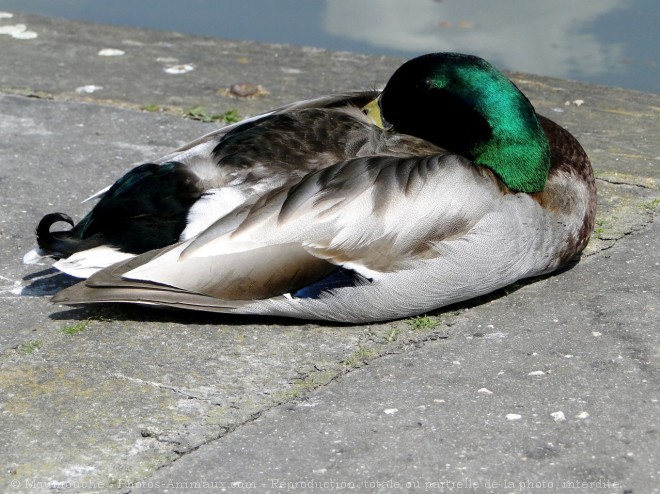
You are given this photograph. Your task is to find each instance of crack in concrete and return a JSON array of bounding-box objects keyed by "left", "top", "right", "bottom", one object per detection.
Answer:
[
  {"left": 112, "top": 372, "right": 217, "bottom": 403},
  {"left": 595, "top": 176, "right": 656, "bottom": 189},
  {"left": 135, "top": 319, "right": 459, "bottom": 485},
  {"left": 588, "top": 213, "right": 658, "bottom": 254},
  {"left": 140, "top": 429, "right": 183, "bottom": 447},
  {"left": 1, "top": 85, "right": 202, "bottom": 123}
]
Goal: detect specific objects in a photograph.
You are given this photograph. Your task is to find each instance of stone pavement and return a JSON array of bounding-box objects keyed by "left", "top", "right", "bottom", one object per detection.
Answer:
[{"left": 0, "top": 12, "right": 658, "bottom": 494}]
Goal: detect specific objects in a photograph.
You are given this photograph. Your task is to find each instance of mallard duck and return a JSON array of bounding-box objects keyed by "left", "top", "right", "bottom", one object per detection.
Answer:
[{"left": 25, "top": 53, "right": 596, "bottom": 323}]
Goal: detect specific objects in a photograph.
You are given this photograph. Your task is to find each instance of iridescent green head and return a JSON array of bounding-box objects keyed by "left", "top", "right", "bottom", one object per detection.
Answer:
[{"left": 380, "top": 53, "right": 550, "bottom": 193}]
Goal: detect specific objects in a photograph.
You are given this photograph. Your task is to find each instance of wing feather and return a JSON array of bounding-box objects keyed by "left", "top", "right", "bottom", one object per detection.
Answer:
[
  {"left": 53, "top": 283, "right": 251, "bottom": 312},
  {"left": 156, "top": 92, "right": 381, "bottom": 163},
  {"left": 179, "top": 153, "right": 500, "bottom": 266}
]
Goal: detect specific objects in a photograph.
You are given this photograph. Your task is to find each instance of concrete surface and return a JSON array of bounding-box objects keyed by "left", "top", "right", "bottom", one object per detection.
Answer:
[
  {"left": 144, "top": 221, "right": 660, "bottom": 494},
  {"left": 0, "top": 12, "right": 658, "bottom": 494}
]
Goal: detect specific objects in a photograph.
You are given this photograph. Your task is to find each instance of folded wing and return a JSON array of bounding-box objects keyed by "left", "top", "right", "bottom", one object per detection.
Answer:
[{"left": 54, "top": 153, "right": 506, "bottom": 318}]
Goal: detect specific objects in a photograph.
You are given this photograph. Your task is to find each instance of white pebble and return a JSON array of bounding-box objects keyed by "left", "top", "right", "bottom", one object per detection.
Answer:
[
  {"left": 0, "top": 12, "right": 14, "bottom": 19},
  {"left": 164, "top": 64, "right": 194, "bottom": 74},
  {"left": 506, "top": 413, "right": 522, "bottom": 421},
  {"left": 477, "top": 388, "right": 493, "bottom": 395},
  {"left": 0, "top": 24, "right": 37, "bottom": 39},
  {"left": 383, "top": 408, "right": 398, "bottom": 415},
  {"left": 592, "top": 331, "right": 602, "bottom": 337},
  {"left": 528, "top": 370, "right": 546, "bottom": 376},
  {"left": 576, "top": 411, "right": 590, "bottom": 419},
  {"left": 98, "top": 48, "right": 125, "bottom": 56},
  {"left": 13, "top": 30, "right": 37, "bottom": 39},
  {"left": 551, "top": 411, "right": 566, "bottom": 422},
  {"left": 573, "top": 99, "right": 585, "bottom": 107},
  {"left": 75, "top": 85, "right": 103, "bottom": 94},
  {"left": 0, "top": 23, "right": 25, "bottom": 35}
]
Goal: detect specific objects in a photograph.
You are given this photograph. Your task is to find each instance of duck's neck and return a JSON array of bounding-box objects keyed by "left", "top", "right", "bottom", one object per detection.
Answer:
[{"left": 455, "top": 66, "right": 550, "bottom": 192}]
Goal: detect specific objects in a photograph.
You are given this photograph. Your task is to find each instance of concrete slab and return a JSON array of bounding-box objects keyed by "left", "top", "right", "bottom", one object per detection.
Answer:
[
  {"left": 143, "top": 220, "right": 660, "bottom": 494},
  {"left": 0, "top": 11, "right": 658, "bottom": 494}
]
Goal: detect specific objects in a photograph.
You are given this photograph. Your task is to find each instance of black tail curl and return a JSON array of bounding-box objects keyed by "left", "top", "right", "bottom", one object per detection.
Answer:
[{"left": 35, "top": 212, "right": 102, "bottom": 259}]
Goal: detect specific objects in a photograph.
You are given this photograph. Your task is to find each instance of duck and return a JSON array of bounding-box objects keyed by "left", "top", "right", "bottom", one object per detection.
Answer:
[{"left": 25, "top": 52, "right": 596, "bottom": 323}]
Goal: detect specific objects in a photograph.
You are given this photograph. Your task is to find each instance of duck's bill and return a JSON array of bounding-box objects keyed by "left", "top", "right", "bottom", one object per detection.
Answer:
[{"left": 362, "top": 97, "right": 390, "bottom": 129}]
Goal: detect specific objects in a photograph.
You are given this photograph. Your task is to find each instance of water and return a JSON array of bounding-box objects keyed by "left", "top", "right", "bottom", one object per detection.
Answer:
[{"left": 1, "top": 0, "right": 658, "bottom": 93}]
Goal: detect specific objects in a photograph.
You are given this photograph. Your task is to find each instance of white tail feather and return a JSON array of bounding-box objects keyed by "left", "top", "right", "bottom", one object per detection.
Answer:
[{"left": 53, "top": 246, "right": 136, "bottom": 279}]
